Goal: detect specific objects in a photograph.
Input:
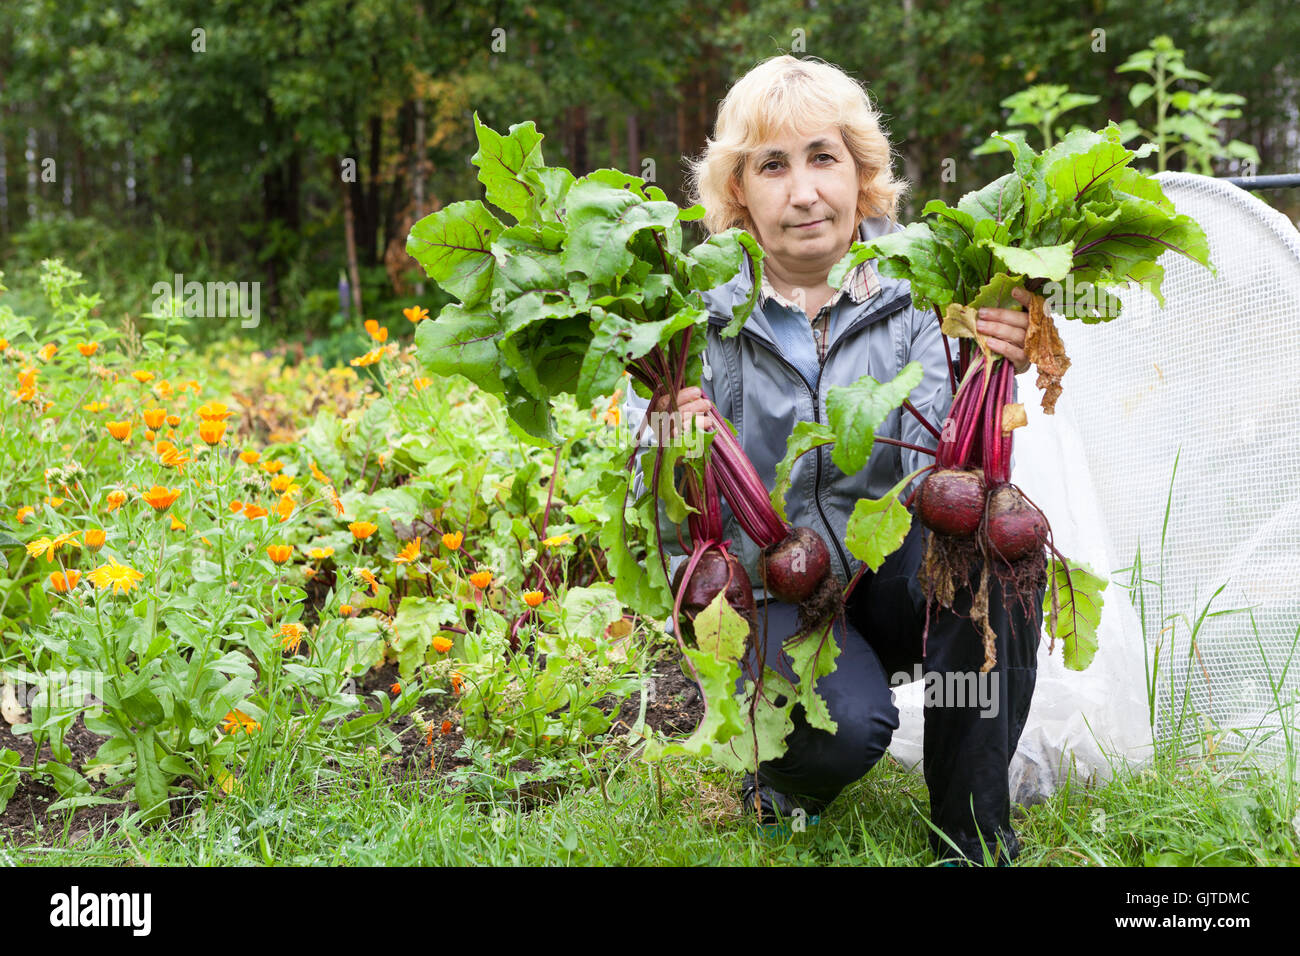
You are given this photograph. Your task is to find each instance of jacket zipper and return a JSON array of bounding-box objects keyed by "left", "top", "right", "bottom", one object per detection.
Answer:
[{"left": 715, "top": 291, "right": 912, "bottom": 586}]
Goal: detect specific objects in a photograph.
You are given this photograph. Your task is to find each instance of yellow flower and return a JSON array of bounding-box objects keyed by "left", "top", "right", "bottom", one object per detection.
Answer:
[
  {"left": 197, "top": 401, "right": 233, "bottom": 422},
  {"left": 441, "top": 530, "right": 463, "bottom": 551},
  {"left": 349, "top": 521, "right": 378, "bottom": 540},
  {"left": 143, "top": 408, "right": 167, "bottom": 429},
  {"left": 308, "top": 547, "right": 334, "bottom": 561},
  {"left": 77, "top": 342, "right": 99, "bottom": 357},
  {"left": 43, "top": 496, "right": 64, "bottom": 509},
  {"left": 308, "top": 459, "right": 328, "bottom": 482},
  {"left": 132, "top": 370, "right": 155, "bottom": 384},
  {"left": 82, "top": 401, "right": 107, "bottom": 413},
  {"left": 274, "top": 493, "right": 295, "bottom": 523},
  {"left": 432, "top": 635, "right": 454, "bottom": 654},
  {"left": 270, "top": 474, "right": 294, "bottom": 493},
  {"left": 37, "top": 343, "right": 58, "bottom": 362},
  {"left": 170, "top": 514, "right": 186, "bottom": 531},
  {"left": 26, "top": 531, "right": 80, "bottom": 562},
  {"left": 523, "top": 590, "right": 546, "bottom": 608},
  {"left": 350, "top": 347, "right": 386, "bottom": 368},
  {"left": 261, "top": 459, "right": 284, "bottom": 474},
  {"left": 87, "top": 558, "right": 145, "bottom": 595},
  {"left": 357, "top": 568, "right": 380, "bottom": 594},
  {"left": 266, "top": 543, "right": 293, "bottom": 565},
  {"left": 85, "top": 528, "right": 106, "bottom": 551},
  {"left": 541, "top": 533, "right": 571, "bottom": 547},
  {"left": 364, "top": 319, "right": 389, "bottom": 343},
  {"left": 159, "top": 446, "right": 192, "bottom": 471},
  {"left": 243, "top": 503, "right": 269, "bottom": 520},
  {"left": 0, "top": 338, "right": 7, "bottom": 351},
  {"left": 239, "top": 449, "right": 261, "bottom": 465},
  {"left": 104, "top": 490, "right": 127, "bottom": 513},
  {"left": 394, "top": 538, "right": 421, "bottom": 564},
  {"left": 403, "top": 305, "right": 430, "bottom": 323},
  {"left": 106, "top": 420, "right": 132, "bottom": 442},
  {"left": 153, "top": 379, "right": 174, "bottom": 400},
  {"left": 326, "top": 485, "right": 345, "bottom": 516},
  {"left": 469, "top": 569, "right": 493, "bottom": 589},
  {"left": 412, "top": 377, "right": 432, "bottom": 391},
  {"left": 142, "top": 485, "right": 181, "bottom": 511},
  {"left": 279, "top": 623, "right": 306, "bottom": 653}
]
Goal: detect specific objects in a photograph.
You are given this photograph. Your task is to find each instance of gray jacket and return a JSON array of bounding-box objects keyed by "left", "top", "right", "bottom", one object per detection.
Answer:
[{"left": 627, "top": 215, "right": 963, "bottom": 602}]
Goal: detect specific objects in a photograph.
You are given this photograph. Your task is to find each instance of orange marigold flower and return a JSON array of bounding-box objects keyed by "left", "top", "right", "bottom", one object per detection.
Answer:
[
  {"left": 49, "top": 569, "right": 81, "bottom": 592},
  {"left": 229, "top": 499, "right": 244, "bottom": 513},
  {"left": 432, "top": 635, "right": 454, "bottom": 654},
  {"left": 364, "top": 319, "right": 389, "bottom": 343},
  {"left": 357, "top": 568, "right": 380, "bottom": 594},
  {"left": 106, "top": 420, "right": 132, "bottom": 441},
  {"left": 523, "top": 590, "right": 545, "bottom": 608},
  {"left": 243, "top": 503, "right": 269, "bottom": 520},
  {"left": 412, "top": 377, "right": 432, "bottom": 392},
  {"left": 166, "top": 414, "right": 181, "bottom": 428},
  {"left": 16, "top": 505, "right": 34, "bottom": 524},
  {"left": 394, "top": 538, "right": 421, "bottom": 563},
  {"left": 143, "top": 408, "right": 167, "bottom": 429},
  {"left": 77, "top": 342, "right": 99, "bottom": 357},
  {"left": 389, "top": 682, "right": 401, "bottom": 695},
  {"left": 104, "top": 490, "right": 127, "bottom": 513},
  {"left": 279, "top": 622, "right": 306, "bottom": 653},
  {"left": 403, "top": 305, "right": 430, "bottom": 323},
  {"left": 159, "top": 446, "right": 191, "bottom": 471},
  {"left": 197, "top": 401, "right": 233, "bottom": 421},
  {"left": 266, "top": 543, "right": 293, "bottom": 565},
  {"left": 144, "top": 429, "right": 157, "bottom": 443},
  {"left": 170, "top": 514, "right": 186, "bottom": 531},
  {"left": 220, "top": 709, "right": 261, "bottom": 736},
  {"left": 199, "top": 419, "right": 227, "bottom": 445},
  {"left": 441, "top": 530, "right": 463, "bottom": 551},
  {"left": 270, "top": 474, "right": 294, "bottom": 493},
  {"left": 0, "top": 337, "right": 8, "bottom": 351},
  {"left": 308, "top": 459, "right": 327, "bottom": 482},
  {"left": 239, "top": 449, "right": 260, "bottom": 465},
  {"left": 261, "top": 459, "right": 284, "bottom": 474},
  {"left": 132, "top": 370, "right": 155, "bottom": 384},
  {"left": 85, "top": 528, "right": 106, "bottom": 551},
  {"left": 450, "top": 671, "right": 464, "bottom": 695},
  {"left": 37, "top": 343, "right": 58, "bottom": 362},
  {"left": 469, "top": 569, "right": 493, "bottom": 589},
  {"left": 153, "top": 379, "right": 174, "bottom": 400},
  {"left": 274, "top": 494, "right": 294, "bottom": 523},
  {"left": 440, "top": 719, "right": 452, "bottom": 735},
  {"left": 349, "top": 521, "right": 377, "bottom": 540},
  {"left": 141, "top": 485, "right": 181, "bottom": 511},
  {"left": 327, "top": 486, "right": 345, "bottom": 516},
  {"left": 339, "top": 603, "right": 356, "bottom": 618}
]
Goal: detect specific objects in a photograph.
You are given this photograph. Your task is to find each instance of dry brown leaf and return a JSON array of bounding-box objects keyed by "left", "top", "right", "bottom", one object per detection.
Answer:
[
  {"left": 942, "top": 302, "right": 993, "bottom": 372},
  {"left": 1025, "top": 290, "right": 1072, "bottom": 414},
  {"left": 1, "top": 679, "right": 24, "bottom": 724},
  {"left": 1001, "top": 402, "right": 1027, "bottom": 434}
]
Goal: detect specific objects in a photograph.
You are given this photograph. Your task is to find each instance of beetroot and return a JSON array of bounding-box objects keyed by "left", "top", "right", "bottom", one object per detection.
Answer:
[
  {"left": 916, "top": 468, "right": 985, "bottom": 538},
  {"left": 985, "top": 484, "right": 1048, "bottom": 562},
  {"left": 760, "top": 525, "right": 831, "bottom": 604},
  {"left": 672, "top": 546, "right": 756, "bottom": 626}
]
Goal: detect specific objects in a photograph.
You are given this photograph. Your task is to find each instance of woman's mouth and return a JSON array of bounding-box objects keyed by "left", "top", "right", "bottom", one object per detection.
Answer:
[{"left": 792, "top": 219, "right": 825, "bottom": 230}]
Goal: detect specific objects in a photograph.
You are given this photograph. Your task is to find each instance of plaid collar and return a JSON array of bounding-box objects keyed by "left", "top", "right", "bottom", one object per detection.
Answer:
[{"left": 757, "top": 257, "right": 878, "bottom": 316}]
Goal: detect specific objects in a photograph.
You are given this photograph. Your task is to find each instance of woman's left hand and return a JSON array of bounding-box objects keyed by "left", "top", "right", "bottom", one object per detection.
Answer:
[{"left": 977, "top": 286, "right": 1033, "bottom": 375}]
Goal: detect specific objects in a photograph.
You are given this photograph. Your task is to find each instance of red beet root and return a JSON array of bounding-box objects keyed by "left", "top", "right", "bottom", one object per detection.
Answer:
[
  {"left": 672, "top": 547, "right": 756, "bottom": 624},
  {"left": 917, "top": 468, "right": 986, "bottom": 538},
  {"left": 985, "top": 484, "right": 1048, "bottom": 561},
  {"left": 760, "top": 526, "right": 831, "bottom": 604}
]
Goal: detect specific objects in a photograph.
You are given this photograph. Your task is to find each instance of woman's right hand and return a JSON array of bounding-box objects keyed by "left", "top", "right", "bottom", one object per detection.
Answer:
[{"left": 650, "top": 386, "right": 715, "bottom": 439}]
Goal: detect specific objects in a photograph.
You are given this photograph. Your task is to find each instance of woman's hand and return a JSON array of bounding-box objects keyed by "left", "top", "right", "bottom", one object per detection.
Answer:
[
  {"left": 650, "top": 386, "right": 715, "bottom": 439},
  {"left": 977, "top": 286, "right": 1034, "bottom": 375}
]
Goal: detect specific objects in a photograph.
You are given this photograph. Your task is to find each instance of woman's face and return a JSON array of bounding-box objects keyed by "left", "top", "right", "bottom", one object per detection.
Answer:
[{"left": 731, "top": 125, "right": 861, "bottom": 277}]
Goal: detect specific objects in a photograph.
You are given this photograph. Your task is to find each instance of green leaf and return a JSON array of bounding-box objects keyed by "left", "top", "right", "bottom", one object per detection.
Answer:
[
  {"left": 986, "top": 242, "right": 1074, "bottom": 281},
  {"left": 577, "top": 304, "right": 700, "bottom": 407},
  {"left": 132, "top": 728, "right": 170, "bottom": 822},
  {"left": 558, "top": 585, "right": 625, "bottom": 642},
  {"left": 0, "top": 748, "right": 19, "bottom": 814},
  {"left": 1044, "top": 557, "right": 1105, "bottom": 671},
  {"left": 392, "top": 596, "right": 461, "bottom": 681},
  {"left": 826, "top": 363, "right": 925, "bottom": 474},
  {"left": 691, "top": 589, "right": 749, "bottom": 662},
  {"left": 770, "top": 421, "right": 836, "bottom": 524},
  {"left": 957, "top": 172, "right": 1023, "bottom": 224},
  {"left": 845, "top": 478, "right": 914, "bottom": 572},
  {"left": 562, "top": 177, "right": 679, "bottom": 284},
  {"left": 783, "top": 623, "right": 842, "bottom": 733},
  {"left": 406, "top": 201, "right": 504, "bottom": 308},
  {"left": 471, "top": 114, "right": 545, "bottom": 223},
  {"left": 415, "top": 302, "right": 507, "bottom": 397}
]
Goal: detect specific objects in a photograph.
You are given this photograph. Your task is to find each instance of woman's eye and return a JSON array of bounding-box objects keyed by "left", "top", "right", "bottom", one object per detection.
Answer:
[
  {"left": 763, "top": 161, "right": 782, "bottom": 172},
  {"left": 816, "top": 153, "right": 835, "bottom": 162}
]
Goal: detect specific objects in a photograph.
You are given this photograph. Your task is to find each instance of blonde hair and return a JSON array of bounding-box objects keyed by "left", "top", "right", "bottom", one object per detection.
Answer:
[{"left": 686, "top": 55, "right": 908, "bottom": 236}]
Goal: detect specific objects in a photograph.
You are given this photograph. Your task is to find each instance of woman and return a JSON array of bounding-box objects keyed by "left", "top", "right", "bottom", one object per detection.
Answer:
[{"left": 627, "top": 54, "right": 1045, "bottom": 865}]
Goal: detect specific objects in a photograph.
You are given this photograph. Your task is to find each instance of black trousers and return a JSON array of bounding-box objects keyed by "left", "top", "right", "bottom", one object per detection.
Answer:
[{"left": 736, "top": 519, "right": 1043, "bottom": 864}]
